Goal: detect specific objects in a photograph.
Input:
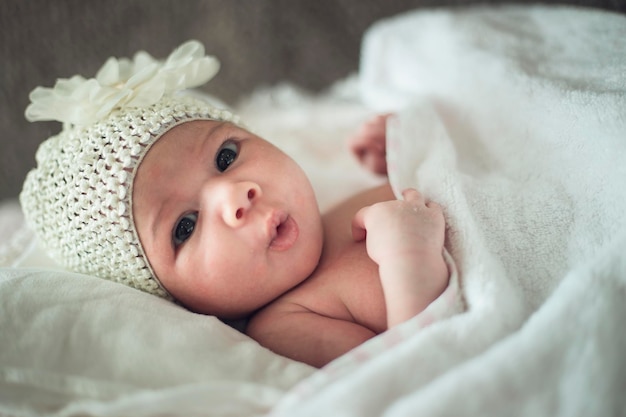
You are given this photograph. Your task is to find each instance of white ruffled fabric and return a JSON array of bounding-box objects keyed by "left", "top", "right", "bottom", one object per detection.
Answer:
[{"left": 25, "top": 40, "right": 219, "bottom": 127}]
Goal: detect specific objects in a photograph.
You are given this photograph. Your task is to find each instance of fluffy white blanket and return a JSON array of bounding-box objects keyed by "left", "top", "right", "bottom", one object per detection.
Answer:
[
  {"left": 271, "top": 5, "right": 626, "bottom": 417},
  {"left": 1, "top": 5, "right": 624, "bottom": 417}
]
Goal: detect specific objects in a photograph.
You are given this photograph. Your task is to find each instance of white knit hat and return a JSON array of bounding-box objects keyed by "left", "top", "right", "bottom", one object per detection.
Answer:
[{"left": 20, "top": 40, "right": 241, "bottom": 299}]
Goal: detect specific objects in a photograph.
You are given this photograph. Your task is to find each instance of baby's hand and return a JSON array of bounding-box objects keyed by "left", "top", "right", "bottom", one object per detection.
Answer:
[
  {"left": 348, "top": 114, "right": 392, "bottom": 176},
  {"left": 351, "top": 188, "right": 445, "bottom": 265},
  {"left": 352, "top": 188, "right": 449, "bottom": 327}
]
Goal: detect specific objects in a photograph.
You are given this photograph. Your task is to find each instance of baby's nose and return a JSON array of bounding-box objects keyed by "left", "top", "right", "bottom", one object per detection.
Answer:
[{"left": 222, "top": 181, "right": 262, "bottom": 227}]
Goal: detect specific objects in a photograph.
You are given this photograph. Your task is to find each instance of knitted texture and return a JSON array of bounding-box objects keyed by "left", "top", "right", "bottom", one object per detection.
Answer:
[
  {"left": 20, "top": 96, "right": 240, "bottom": 298},
  {"left": 19, "top": 40, "right": 241, "bottom": 298}
]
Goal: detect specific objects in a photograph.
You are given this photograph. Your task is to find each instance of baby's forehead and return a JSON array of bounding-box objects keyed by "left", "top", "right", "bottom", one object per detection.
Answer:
[
  {"left": 135, "top": 119, "right": 247, "bottom": 182},
  {"left": 161, "top": 119, "right": 244, "bottom": 142}
]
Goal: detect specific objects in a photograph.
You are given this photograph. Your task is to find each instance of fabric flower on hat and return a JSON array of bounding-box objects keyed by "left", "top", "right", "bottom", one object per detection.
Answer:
[{"left": 25, "top": 40, "right": 219, "bottom": 127}]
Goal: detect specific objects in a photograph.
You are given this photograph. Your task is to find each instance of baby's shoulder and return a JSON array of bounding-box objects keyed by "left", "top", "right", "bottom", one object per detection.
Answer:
[
  {"left": 245, "top": 289, "right": 377, "bottom": 367},
  {"left": 248, "top": 275, "right": 350, "bottom": 330}
]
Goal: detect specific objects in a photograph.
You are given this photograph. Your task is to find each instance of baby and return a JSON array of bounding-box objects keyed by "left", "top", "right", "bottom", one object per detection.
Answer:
[{"left": 21, "top": 41, "right": 452, "bottom": 368}]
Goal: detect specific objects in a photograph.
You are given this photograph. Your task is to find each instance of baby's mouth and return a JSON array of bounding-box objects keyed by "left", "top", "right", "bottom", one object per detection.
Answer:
[{"left": 269, "top": 214, "right": 299, "bottom": 251}]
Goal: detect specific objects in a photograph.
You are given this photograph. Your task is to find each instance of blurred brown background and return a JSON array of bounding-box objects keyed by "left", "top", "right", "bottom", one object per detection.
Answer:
[{"left": 1, "top": 0, "right": 624, "bottom": 201}]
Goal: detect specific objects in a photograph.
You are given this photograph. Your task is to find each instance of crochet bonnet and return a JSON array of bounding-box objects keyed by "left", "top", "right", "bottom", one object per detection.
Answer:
[{"left": 20, "top": 40, "right": 241, "bottom": 299}]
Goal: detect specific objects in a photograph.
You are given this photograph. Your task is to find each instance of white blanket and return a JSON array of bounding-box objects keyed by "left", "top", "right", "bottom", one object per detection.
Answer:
[
  {"left": 271, "top": 5, "right": 626, "bottom": 417},
  {"left": 1, "top": 5, "right": 625, "bottom": 417}
]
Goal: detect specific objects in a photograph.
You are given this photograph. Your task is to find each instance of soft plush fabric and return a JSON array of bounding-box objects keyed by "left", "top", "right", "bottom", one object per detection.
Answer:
[{"left": 271, "top": 5, "right": 626, "bottom": 417}]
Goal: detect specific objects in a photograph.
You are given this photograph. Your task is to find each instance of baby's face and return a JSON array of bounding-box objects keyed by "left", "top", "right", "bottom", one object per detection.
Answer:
[{"left": 133, "top": 120, "right": 323, "bottom": 318}]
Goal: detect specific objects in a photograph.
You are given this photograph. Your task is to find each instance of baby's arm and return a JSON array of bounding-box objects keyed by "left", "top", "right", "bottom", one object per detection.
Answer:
[
  {"left": 247, "top": 305, "right": 375, "bottom": 368},
  {"left": 348, "top": 114, "right": 392, "bottom": 176},
  {"left": 351, "top": 188, "right": 449, "bottom": 327}
]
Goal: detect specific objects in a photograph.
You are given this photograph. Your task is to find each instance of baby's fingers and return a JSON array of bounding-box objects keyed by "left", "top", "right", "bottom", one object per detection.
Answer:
[
  {"left": 402, "top": 189, "right": 444, "bottom": 217},
  {"left": 351, "top": 206, "right": 368, "bottom": 242},
  {"left": 401, "top": 188, "right": 425, "bottom": 204},
  {"left": 349, "top": 141, "right": 386, "bottom": 175},
  {"left": 425, "top": 200, "right": 442, "bottom": 211}
]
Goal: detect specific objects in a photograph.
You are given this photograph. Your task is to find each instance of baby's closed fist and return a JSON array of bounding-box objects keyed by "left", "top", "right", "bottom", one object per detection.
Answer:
[{"left": 351, "top": 188, "right": 445, "bottom": 266}]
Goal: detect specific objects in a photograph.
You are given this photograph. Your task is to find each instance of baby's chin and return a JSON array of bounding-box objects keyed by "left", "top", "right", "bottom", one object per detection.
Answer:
[
  {"left": 180, "top": 288, "right": 286, "bottom": 320},
  {"left": 219, "top": 274, "right": 318, "bottom": 320},
  {"left": 176, "top": 238, "right": 324, "bottom": 320}
]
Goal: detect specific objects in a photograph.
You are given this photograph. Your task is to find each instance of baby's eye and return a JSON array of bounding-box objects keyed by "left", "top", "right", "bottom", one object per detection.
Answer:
[
  {"left": 173, "top": 212, "right": 198, "bottom": 246},
  {"left": 215, "top": 140, "right": 238, "bottom": 172}
]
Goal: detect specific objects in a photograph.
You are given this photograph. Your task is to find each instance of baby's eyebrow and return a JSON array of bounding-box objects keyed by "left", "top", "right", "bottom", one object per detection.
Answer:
[
  {"left": 201, "top": 121, "right": 227, "bottom": 154},
  {"left": 206, "top": 120, "right": 229, "bottom": 139}
]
